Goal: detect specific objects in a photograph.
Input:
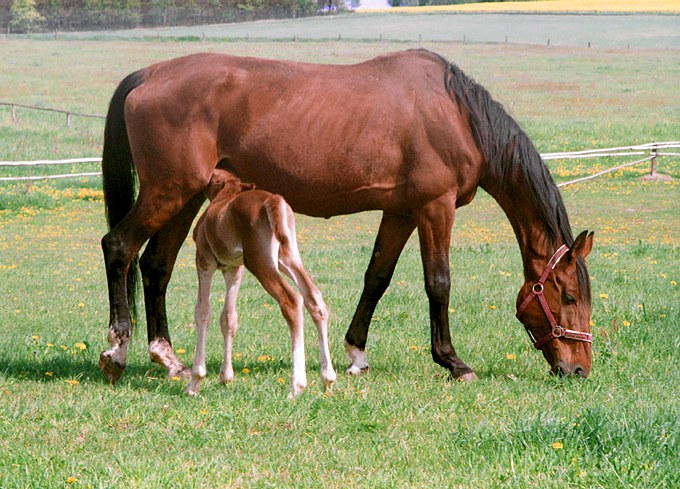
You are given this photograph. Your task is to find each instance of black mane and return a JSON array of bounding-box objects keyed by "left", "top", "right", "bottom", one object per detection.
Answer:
[{"left": 439, "top": 54, "right": 591, "bottom": 303}]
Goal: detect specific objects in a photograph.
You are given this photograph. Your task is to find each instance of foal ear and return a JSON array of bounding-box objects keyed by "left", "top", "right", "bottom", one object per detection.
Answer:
[
  {"left": 240, "top": 182, "right": 256, "bottom": 192},
  {"left": 567, "top": 230, "right": 594, "bottom": 263}
]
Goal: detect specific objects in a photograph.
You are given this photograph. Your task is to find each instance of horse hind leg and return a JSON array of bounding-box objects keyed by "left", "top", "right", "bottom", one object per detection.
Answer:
[
  {"left": 100, "top": 209, "right": 163, "bottom": 383},
  {"left": 143, "top": 192, "right": 205, "bottom": 378}
]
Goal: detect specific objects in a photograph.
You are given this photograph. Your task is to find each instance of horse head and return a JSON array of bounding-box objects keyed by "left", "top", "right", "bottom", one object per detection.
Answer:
[{"left": 516, "top": 231, "right": 595, "bottom": 377}]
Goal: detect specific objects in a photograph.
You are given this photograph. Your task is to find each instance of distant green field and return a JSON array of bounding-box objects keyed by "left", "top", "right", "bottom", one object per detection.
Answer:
[{"left": 0, "top": 34, "right": 678, "bottom": 488}]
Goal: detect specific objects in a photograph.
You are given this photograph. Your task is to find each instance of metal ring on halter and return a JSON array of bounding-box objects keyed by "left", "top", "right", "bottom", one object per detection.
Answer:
[{"left": 532, "top": 283, "right": 544, "bottom": 294}]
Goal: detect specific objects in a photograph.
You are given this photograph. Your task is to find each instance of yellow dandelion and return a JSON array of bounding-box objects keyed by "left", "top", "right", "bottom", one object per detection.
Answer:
[
  {"left": 410, "top": 345, "right": 418, "bottom": 351},
  {"left": 257, "top": 355, "right": 273, "bottom": 362},
  {"left": 242, "top": 368, "right": 250, "bottom": 374},
  {"left": 599, "top": 293, "right": 609, "bottom": 299},
  {"left": 78, "top": 303, "right": 85, "bottom": 309},
  {"left": 170, "top": 376, "right": 181, "bottom": 381},
  {"left": 47, "top": 343, "right": 54, "bottom": 347},
  {"left": 74, "top": 342, "right": 87, "bottom": 351},
  {"left": 200, "top": 409, "right": 208, "bottom": 415},
  {"left": 489, "top": 305, "right": 497, "bottom": 310},
  {"left": 622, "top": 320, "right": 631, "bottom": 327},
  {"left": 176, "top": 348, "right": 186, "bottom": 355},
  {"left": 551, "top": 442, "right": 564, "bottom": 449},
  {"left": 671, "top": 281, "right": 677, "bottom": 286},
  {"left": 506, "top": 354, "right": 517, "bottom": 361},
  {"left": 64, "top": 379, "right": 80, "bottom": 385},
  {"left": 276, "top": 377, "right": 285, "bottom": 384},
  {"left": 45, "top": 372, "right": 54, "bottom": 377},
  {"left": 589, "top": 320, "right": 596, "bottom": 327},
  {"left": 60, "top": 345, "right": 68, "bottom": 350},
  {"left": 66, "top": 477, "right": 78, "bottom": 484},
  {"left": 31, "top": 335, "right": 39, "bottom": 341}
]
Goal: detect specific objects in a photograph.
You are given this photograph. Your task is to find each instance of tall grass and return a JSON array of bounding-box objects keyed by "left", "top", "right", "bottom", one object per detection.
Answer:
[{"left": 0, "top": 38, "right": 678, "bottom": 487}]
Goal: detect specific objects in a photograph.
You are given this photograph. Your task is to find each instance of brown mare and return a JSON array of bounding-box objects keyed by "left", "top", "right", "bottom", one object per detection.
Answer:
[
  {"left": 100, "top": 49, "right": 594, "bottom": 384},
  {"left": 188, "top": 169, "right": 336, "bottom": 397}
]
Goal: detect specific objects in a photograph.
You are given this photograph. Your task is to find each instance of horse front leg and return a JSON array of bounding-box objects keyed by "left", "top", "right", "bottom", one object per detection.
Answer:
[
  {"left": 344, "top": 212, "right": 415, "bottom": 375},
  {"left": 141, "top": 193, "right": 205, "bottom": 378},
  {"left": 415, "top": 196, "right": 477, "bottom": 381}
]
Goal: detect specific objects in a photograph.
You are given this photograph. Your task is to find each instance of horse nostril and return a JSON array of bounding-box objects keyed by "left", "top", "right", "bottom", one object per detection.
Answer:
[{"left": 573, "top": 365, "right": 589, "bottom": 377}]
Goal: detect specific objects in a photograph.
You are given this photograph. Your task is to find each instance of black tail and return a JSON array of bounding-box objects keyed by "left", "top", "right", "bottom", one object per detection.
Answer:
[{"left": 102, "top": 69, "right": 146, "bottom": 323}]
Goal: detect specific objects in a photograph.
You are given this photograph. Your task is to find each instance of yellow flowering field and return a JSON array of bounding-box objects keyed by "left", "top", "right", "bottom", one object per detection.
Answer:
[{"left": 364, "top": 0, "right": 680, "bottom": 14}]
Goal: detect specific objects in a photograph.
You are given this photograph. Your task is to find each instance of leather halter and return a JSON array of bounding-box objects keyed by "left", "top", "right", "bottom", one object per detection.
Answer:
[{"left": 516, "top": 245, "right": 593, "bottom": 350}]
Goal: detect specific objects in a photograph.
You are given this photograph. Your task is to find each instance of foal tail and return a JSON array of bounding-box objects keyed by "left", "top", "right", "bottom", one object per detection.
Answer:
[
  {"left": 101, "top": 69, "right": 147, "bottom": 323},
  {"left": 264, "top": 195, "right": 294, "bottom": 251}
]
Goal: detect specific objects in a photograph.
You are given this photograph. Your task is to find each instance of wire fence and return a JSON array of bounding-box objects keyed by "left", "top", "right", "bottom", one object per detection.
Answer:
[{"left": 1, "top": 103, "right": 678, "bottom": 185}]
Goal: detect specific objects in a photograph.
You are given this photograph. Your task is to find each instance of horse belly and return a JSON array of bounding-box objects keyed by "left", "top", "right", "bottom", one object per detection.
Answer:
[{"left": 219, "top": 99, "right": 409, "bottom": 216}]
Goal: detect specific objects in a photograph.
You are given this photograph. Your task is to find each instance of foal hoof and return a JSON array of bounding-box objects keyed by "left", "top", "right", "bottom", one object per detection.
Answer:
[
  {"left": 456, "top": 372, "right": 479, "bottom": 382},
  {"left": 99, "top": 351, "right": 126, "bottom": 384}
]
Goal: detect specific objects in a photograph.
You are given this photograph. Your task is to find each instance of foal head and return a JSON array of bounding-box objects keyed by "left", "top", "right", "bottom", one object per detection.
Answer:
[
  {"left": 205, "top": 169, "right": 255, "bottom": 201},
  {"left": 516, "top": 231, "right": 595, "bottom": 377}
]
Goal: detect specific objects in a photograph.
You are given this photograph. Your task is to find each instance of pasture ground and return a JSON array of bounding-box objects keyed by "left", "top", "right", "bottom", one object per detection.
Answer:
[{"left": 1, "top": 24, "right": 679, "bottom": 489}]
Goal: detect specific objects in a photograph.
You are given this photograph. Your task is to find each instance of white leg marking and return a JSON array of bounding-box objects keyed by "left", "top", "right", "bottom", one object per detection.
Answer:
[
  {"left": 280, "top": 234, "right": 336, "bottom": 394},
  {"left": 345, "top": 341, "right": 369, "bottom": 376},
  {"left": 148, "top": 338, "right": 188, "bottom": 378}
]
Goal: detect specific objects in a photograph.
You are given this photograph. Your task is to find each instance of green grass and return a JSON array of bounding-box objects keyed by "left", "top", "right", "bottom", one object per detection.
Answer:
[{"left": 0, "top": 36, "right": 679, "bottom": 488}]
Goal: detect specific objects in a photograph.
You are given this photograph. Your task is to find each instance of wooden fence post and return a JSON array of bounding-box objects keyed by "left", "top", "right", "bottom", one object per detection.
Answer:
[
  {"left": 650, "top": 147, "right": 657, "bottom": 176},
  {"left": 11, "top": 104, "right": 17, "bottom": 123}
]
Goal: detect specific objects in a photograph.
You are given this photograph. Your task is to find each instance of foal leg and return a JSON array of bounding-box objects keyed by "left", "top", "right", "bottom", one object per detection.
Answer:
[
  {"left": 414, "top": 196, "right": 476, "bottom": 381},
  {"left": 219, "top": 266, "right": 244, "bottom": 384},
  {"left": 143, "top": 193, "right": 205, "bottom": 378},
  {"left": 278, "top": 228, "right": 336, "bottom": 392},
  {"left": 245, "top": 243, "right": 307, "bottom": 398},
  {"left": 187, "top": 254, "right": 217, "bottom": 396},
  {"left": 344, "top": 212, "right": 415, "bottom": 375}
]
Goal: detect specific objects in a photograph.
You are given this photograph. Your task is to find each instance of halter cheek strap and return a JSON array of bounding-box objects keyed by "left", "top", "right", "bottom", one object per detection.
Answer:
[{"left": 516, "top": 245, "right": 593, "bottom": 350}]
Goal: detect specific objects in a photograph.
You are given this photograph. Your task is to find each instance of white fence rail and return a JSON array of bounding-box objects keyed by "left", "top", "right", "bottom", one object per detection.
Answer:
[{"left": 1, "top": 142, "right": 678, "bottom": 184}]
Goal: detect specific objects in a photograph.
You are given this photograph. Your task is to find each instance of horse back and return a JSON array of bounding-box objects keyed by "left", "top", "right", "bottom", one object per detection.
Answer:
[{"left": 126, "top": 50, "right": 484, "bottom": 217}]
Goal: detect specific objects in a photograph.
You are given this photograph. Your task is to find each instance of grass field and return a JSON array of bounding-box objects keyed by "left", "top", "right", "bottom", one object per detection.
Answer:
[{"left": 1, "top": 29, "right": 679, "bottom": 489}]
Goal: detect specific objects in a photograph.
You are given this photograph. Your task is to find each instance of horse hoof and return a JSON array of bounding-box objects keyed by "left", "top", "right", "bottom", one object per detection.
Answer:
[
  {"left": 345, "top": 364, "right": 369, "bottom": 376},
  {"left": 99, "top": 351, "right": 125, "bottom": 384},
  {"left": 456, "top": 372, "right": 479, "bottom": 382},
  {"left": 168, "top": 364, "right": 191, "bottom": 379}
]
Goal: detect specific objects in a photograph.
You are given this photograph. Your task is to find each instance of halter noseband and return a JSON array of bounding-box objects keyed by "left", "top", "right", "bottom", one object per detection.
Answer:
[{"left": 516, "top": 245, "right": 593, "bottom": 350}]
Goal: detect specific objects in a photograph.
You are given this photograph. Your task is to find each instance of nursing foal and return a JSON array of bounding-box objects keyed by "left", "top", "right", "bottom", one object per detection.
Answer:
[{"left": 188, "top": 169, "right": 336, "bottom": 397}]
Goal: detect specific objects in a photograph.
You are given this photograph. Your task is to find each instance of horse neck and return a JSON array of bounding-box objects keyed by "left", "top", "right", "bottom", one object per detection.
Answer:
[{"left": 481, "top": 175, "right": 563, "bottom": 282}]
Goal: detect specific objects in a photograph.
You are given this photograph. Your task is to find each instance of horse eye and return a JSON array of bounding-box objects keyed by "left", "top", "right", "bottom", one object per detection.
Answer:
[{"left": 563, "top": 293, "right": 576, "bottom": 305}]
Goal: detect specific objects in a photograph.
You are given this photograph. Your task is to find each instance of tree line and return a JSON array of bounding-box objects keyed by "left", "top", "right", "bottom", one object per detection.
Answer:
[
  {"left": 1, "top": 0, "right": 355, "bottom": 33},
  {"left": 2, "top": 0, "right": 514, "bottom": 33}
]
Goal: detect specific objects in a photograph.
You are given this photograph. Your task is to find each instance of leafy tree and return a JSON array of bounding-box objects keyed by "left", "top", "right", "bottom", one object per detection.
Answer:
[{"left": 10, "top": 0, "right": 45, "bottom": 32}]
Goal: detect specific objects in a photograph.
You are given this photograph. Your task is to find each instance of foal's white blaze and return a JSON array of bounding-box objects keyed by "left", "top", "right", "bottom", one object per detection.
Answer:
[{"left": 345, "top": 341, "right": 369, "bottom": 376}]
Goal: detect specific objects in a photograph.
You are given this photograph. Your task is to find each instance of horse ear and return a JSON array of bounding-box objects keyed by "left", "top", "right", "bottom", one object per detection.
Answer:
[
  {"left": 240, "top": 182, "right": 256, "bottom": 192},
  {"left": 567, "top": 230, "right": 594, "bottom": 263}
]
